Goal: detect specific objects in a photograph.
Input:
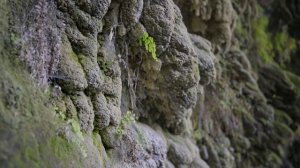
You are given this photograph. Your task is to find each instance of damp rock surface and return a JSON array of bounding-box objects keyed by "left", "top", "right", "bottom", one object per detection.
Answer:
[{"left": 1, "top": 0, "right": 300, "bottom": 168}]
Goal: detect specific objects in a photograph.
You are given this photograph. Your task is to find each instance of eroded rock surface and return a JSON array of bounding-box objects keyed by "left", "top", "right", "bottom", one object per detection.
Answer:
[{"left": 1, "top": 0, "right": 300, "bottom": 167}]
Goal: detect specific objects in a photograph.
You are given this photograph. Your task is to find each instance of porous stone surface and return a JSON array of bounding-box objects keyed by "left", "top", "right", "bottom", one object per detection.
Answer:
[{"left": 1, "top": 0, "right": 300, "bottom": 167}]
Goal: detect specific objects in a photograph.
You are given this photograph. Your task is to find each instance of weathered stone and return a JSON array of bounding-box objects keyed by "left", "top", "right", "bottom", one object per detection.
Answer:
[
  {"left": 71, "top": 92, "right": 95, "bottom": 133},
  {"left": 56, "top": 36, "right": 88, "bottom": 92},
  {"left": 2, "top": 0, "right": 300, "bottom": 167}
]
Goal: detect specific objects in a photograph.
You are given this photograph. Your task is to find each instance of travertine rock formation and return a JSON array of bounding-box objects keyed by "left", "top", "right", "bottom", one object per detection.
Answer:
[{"left": 0, "top": 0, "right": 300, "bottom": 167}]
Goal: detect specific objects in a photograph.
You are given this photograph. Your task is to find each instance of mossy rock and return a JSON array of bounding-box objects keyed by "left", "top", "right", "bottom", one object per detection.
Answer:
[
  {"left": 0, "top": 55, "right": 85, "bottom": 167},
  {"left": 0, "top": 3, "right": 86, "bottom": 164},
  {"left": 284, "top": 71, "right": 300, "bottom": 95},
  {"left": 274, "top": 110, "right": 293, "bottom": 125},
  {"left": 273, "top": 121, "right": 294, "bottom": 139}
]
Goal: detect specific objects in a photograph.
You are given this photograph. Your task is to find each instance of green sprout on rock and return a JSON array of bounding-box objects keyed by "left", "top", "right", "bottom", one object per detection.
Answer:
[
  {"left": 116, "top": 111, "right": 136, "bottom": 137},
  {"left": 54, "top": 106, "right": 66, "bottom": 120},
  {"left": 139, "top": 32, "right": 158, "bottom": 61}
]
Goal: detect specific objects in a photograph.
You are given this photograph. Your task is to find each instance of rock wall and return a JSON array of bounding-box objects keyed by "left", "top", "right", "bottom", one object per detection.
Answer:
[{"left": 1, "top": 0, "right": 300, "bottom": 168}]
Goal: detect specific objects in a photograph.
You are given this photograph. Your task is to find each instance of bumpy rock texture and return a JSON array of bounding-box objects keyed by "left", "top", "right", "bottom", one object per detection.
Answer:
[{"left": 1, "top": 0, "right": 300, "bottom": 167}]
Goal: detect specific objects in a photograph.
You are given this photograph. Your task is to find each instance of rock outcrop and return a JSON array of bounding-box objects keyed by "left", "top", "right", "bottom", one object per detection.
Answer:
[{"left": 0, "top": 0, "right": 300, "bottom": 167}]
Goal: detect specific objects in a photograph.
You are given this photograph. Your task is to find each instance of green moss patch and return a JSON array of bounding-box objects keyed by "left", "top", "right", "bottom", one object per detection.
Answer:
[
  {"left": 0, "top": 32, "right": 84, "bottom": 167},
  {"left": 252, "top": 14, "right": 273, "bottom": 63}
]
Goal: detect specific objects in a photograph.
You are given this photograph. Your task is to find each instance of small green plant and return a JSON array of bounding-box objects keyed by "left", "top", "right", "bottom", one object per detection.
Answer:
[
  {"left": 192, "top": 129, "right": 203, "bottom": 141},
  {"left": 54, "top": 106, "right": 66, "bottom": 120},
  {"left": 67, "top": 119, "right": 87, "bottom": 158},
  {"left": 68, "top": 119, "right": 84, "bottom": 141},
  {"left": 10, "top": 33, "right": 20, "bottom": 45},
  {"left": 116, "top": 111, "right": 136, "bottom": 137},
  {"left": 274, "top": 32, "right": 297, "bottom": 54},
  {"left": 100, "top": 60, "right": 113, "bottom": 74},
  {"left": 252, "top": 15, "right": 273, "bottom": 63},
  {"left": 139, "top": 32, "right": 158, "bottom": 61},
  {"left": 273, "top": 32, "right": 297, "bottom": 65}
]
